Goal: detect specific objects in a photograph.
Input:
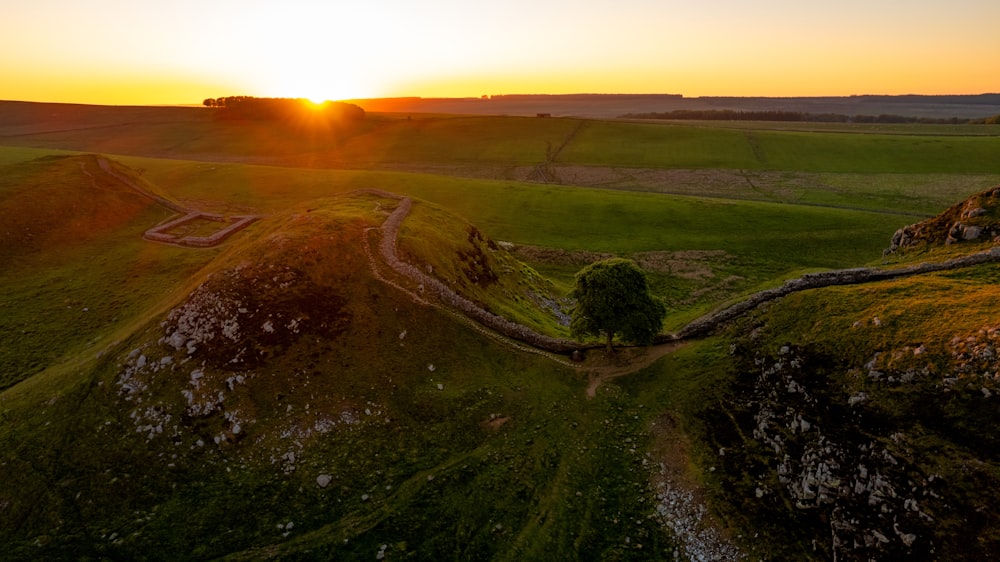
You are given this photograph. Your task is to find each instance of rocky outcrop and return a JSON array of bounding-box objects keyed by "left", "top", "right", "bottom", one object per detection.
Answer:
[
  {"left": 713, "top": 345, "right": 945, "bottom": 559},
  {"left": 885, "top": 185, "right": 1000, "bottom": 254}
]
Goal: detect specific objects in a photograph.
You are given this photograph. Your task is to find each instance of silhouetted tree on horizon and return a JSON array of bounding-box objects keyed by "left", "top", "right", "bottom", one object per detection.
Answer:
[{"left": 202, "top": 96, "right": 364, "bottom": 123}]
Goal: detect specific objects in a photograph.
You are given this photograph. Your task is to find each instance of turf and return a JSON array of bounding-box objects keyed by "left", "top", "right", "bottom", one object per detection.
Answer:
[{"left": 3, "top": 106, "right": 1000, "bottom": 560}]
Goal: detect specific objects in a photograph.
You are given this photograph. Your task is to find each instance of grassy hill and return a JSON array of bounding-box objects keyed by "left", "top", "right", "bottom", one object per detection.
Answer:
[
  {"left": 0, "top": 191, "right": 671, "bottom": 560},
  {"left": 0, "top": 154, "right": 217, "bottom": 390},
  {"left": 3, "top": 103, "right": 1000, "bottom": 559}
]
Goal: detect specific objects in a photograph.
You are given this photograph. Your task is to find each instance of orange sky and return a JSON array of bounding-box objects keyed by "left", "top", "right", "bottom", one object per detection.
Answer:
[{"left": 2, "top": 0, "right": 999, "bottom": 105}]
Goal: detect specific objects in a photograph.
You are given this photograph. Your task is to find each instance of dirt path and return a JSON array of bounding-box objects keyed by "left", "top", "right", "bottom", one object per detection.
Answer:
[{"left": 583, "top": 341, "right": 688, "bottom": 397}]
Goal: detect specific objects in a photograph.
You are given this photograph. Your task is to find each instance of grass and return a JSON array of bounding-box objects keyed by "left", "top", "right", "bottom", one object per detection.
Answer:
[
  {"left": 6, "top": 106, "right": 999, "bottom": 177},
  {"left": 101, "top": 154, "right": 914, "bottom": 332},
  {"left": 106, "top": 154, "right": 911, "bottom": 279},
  {"left": 555, "top": 120, "right": 1000, "bottom": 173},
  {"left": 0, "top": 155, "right": 225, "bottom": 390},
  {"left": 397, "top": 200, "right": 571, "bottom": 337},
  {"left": 559, "top": 121, "right": 760, "bottom": 168},
  {"left": 0, "top": 194, "right": 672, "bottom": 560},
  {"left": 3, "top": 107, "right": 1000, "bottom": 559},
  {"left": 755, "top": 129, "right": 1000, "bottom": 173}
]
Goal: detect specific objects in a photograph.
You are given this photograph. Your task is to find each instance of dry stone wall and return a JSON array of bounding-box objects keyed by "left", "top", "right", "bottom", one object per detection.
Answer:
[
  {"left": 98, "top": 157, "right": 261, "bottom": 248},
  {"left": 676, "top": 247, "right": 1000, "bottom": 339},
  {"left": 373, "top": 193, "right": 581, "bottom": 354}
]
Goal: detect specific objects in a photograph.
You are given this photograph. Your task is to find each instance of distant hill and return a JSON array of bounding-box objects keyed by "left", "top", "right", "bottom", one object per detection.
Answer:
[{"left": 347, "top": 93, "right": 1000, "bottom": 119}]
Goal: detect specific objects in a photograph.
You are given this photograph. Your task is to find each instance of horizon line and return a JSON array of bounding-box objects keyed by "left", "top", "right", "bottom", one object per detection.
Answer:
[{"left": 4, "top": 91, "right": 1000, "bottom": 108}]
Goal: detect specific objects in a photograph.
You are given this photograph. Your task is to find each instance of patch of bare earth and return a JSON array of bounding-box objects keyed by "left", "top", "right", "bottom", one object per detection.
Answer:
[
  {"left": 482, "top": 415, "right": 511, "bottom": 431},
  {"left": 508, "top": 244, "right": 615, "bottom": 267},
  {"left": 649, "top": 413, "right": 745, "bottom": 560},
  {"left": 633, "top": 250, "right": 729, "bottom": 280},
  {"left": 583, "top": 342, "right": 687, "bottom": 398}
]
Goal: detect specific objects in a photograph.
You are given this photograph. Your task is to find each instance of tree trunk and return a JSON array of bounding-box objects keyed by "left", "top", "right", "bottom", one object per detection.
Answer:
[{"left": 606, "top": 331, "right": 614, "bottom": 354}]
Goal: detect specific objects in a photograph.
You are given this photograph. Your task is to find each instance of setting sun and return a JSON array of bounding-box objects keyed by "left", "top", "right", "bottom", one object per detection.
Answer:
[{"left": 1, "top": 0, "right": 999, "bottom": 104}]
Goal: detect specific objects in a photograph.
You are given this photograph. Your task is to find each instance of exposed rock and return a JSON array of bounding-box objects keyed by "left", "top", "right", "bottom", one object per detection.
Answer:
[{"left": 885, "top": 185, "right": 1000, "bottom": 254}]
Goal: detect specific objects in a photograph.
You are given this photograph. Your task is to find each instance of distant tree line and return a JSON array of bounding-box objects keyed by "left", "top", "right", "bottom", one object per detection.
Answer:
[
  {"left": 620, "top": 109, "right": 1000, "bottom": 125},
  {"left": 203, "top": 96, "right": 365, "bottom": 122}
]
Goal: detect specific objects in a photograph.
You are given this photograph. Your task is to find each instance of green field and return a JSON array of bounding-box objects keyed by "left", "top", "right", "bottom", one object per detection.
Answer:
[{"left": 3, "top": 105, "right": 1000, "bottom": 560}]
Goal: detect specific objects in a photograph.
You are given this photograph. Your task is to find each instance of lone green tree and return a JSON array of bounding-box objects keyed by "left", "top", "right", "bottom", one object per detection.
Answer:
[{"left": 570, "top": 258, "right": 667, "bottom": 353}]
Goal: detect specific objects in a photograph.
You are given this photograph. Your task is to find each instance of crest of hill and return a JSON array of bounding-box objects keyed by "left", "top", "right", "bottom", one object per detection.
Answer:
[
  {"left": 887, "top": 185, "right": 1000, "bottom": 253},
  {"left": 82, "top": 192, "right": 572, "bottom": 486},
  {"left": 0, "top": 154, "right": 169, "bottom": 263},
  {"left": 109, "top": 190, "right": 569, "bottom": 391}
]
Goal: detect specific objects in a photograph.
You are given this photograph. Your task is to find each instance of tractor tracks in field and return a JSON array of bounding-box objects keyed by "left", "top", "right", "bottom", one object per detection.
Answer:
[{"left": 527, "top": 119, "right": 587, "bottom": 183}]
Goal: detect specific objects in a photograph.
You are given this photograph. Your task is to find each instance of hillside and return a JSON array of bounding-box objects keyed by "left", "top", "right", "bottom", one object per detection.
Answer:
[
  {"left": 0, "top": 189, "right": 676, "bottom": 560},
  {"left": 0, "top": 154, "right": 211, "bottom": 389},
  {"left": 0, "top": 154, "right": 156, "bottom": 263},
  {"left": 656, "top": 190, "right": 1000, "bottom": 560},
  {"left": 2, "top": 155, "right": 999, "bottom": 560},
  {"left": 3, "top": 104, "right": 1000, "bottom": 560}
]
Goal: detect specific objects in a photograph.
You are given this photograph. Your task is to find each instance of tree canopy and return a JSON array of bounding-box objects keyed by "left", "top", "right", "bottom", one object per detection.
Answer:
[
  {"left": 202, "top": 96, "right": 364, "bottom": 123},
  {"left": 569, "top": 258, "right": 666, "bottom": 353}
]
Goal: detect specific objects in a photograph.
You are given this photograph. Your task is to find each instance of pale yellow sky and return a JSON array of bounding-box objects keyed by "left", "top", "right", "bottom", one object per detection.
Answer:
[{"left": 2, "top": 0, "right": 998, "bottom": 105}]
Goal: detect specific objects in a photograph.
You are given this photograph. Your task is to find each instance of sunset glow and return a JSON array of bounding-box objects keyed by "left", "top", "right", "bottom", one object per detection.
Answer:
[{"left": 2, "top": 0, "right": 999, "bottom": 105}]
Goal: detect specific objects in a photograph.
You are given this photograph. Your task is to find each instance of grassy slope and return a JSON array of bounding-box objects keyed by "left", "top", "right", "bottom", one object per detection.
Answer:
[
  {"left": 559, "top": 120, "right": 1000, "bottom": 173},
  {"left": 0, "top": 154, "right": 222, "bottom": 390},
  {"left": 0, "top": 193, "right": 667, "bottom": 560},
  {"left": 602, "top": 243, "right": 1000, "bottom": 560}
]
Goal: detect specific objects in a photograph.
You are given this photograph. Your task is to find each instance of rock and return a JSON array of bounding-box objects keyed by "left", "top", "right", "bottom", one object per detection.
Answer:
[
  {"left": 316, "top": 474, "right": 332, "bottom": 488},
  {"left": 167, "top": 331, "right": 186, "bottom": 349},
  {"left": 962, "top": 207, "right": 987, "bottom": 219},
  {"left": 848, "top": 392, "right": 868, "bottom": 406},
  {"left": 962, "top": 225, "right": 984, "bottom": 240}
]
